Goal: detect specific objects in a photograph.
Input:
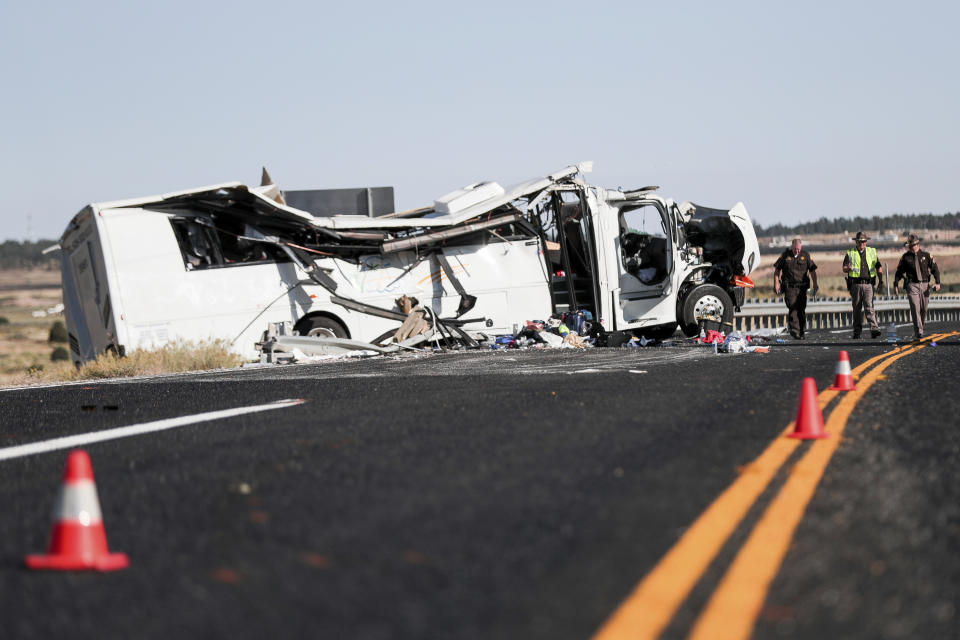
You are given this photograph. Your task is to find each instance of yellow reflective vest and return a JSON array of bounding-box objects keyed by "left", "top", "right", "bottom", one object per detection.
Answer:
[{"left": 846, "top": 246, "right": 878, "bottom": 278}]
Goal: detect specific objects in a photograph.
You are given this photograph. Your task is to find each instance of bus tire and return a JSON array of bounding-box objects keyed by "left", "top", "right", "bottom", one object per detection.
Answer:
[
  {"left": 679, "top": 285, "right": 733, "bottom": 337},
  {"left": 295, "top": 316, "right": 348, "bottom": 339}
]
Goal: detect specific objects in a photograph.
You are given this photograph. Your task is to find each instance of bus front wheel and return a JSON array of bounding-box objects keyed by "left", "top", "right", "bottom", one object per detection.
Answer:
[{"left": 295, "top": 316, "right": 348, "bottom": 339}]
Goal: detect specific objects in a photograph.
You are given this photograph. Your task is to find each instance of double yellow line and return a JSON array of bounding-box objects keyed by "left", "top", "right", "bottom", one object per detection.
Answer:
[{"left": 594, "top": 332, "right": 956, "bottom": 640}]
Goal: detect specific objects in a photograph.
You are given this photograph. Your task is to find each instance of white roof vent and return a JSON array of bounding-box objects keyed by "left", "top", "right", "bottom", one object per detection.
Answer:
[{"left": 433, "top": 181, "right": 505, "bottom": 215}]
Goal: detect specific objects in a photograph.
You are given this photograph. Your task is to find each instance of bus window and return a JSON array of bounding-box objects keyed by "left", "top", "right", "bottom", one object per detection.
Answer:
[
  {"left": 170, "top": 217, "right": 290, "bottom": 270},
  {"left": 170, "top": 218, "right": 223, "bottom": 270}
]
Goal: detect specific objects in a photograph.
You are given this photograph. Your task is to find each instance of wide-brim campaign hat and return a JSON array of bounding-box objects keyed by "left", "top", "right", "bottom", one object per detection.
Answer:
[
  {"left": 851, "top": 231, "right": 870, "bottom": 242},
  {"left": 904, "top": 233, "right": 922, "bottom": 246}
]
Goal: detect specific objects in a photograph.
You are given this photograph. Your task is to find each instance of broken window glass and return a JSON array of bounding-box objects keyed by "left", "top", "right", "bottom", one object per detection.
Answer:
[
  {"left": 169, "top": 216, "right": 290, "bottom": 270},
  {"left": 170, "top": 218, "right": 222, "bottom": 269},
  {"left": 620, "top": 204, "right": 669, "bottom": 284}
]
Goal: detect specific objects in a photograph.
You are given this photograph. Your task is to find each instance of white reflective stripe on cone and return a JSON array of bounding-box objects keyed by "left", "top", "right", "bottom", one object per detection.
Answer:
[
  {"left": 51, "top": 480, "right": 103, "bottom": 525},
  {"left": 836, "top": 360, "right": 852, "bottom": 375}
]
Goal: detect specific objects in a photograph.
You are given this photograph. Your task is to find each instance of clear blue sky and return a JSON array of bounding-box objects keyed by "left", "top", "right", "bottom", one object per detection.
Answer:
[{"left": 2, "top": 1, "right": 957, "bottom": 241}]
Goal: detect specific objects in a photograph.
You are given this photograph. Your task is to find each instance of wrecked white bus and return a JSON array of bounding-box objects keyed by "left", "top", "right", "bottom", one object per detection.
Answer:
[{"left": 59, "top": 162, "right": 760, "bottom": 364}]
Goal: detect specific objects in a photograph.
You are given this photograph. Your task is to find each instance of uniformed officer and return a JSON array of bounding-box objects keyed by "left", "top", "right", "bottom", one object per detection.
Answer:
[
  {"left": 773, "top": 238, "right": 818, "bottom": 339},
  {"left": 842, "top": 231, "right": 883, "bottom": 339},
  {"left": 893, "top": 234, "right": 941, "bottom": 340}
]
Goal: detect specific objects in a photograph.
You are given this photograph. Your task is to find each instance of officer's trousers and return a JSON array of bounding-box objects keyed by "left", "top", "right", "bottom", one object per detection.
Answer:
[
  {"left": 783, "top": 286, "right": 807, "bottom": 335},
  {"left": 850, "top": 282, "right": 879, "bottom": 334},
  {"left": 906, "top": 282, "right": 929, "bottom": 337}
]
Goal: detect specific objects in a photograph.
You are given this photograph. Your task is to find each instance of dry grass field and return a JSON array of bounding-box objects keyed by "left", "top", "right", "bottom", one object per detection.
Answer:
[
  {"left": 0, "top": 268, "right": 242, "bottom": 387},
  {"left": 0, "top": 268, "right": 66, "bottom": 385},
  {"left": 748, "top": 245, "right": 960, "bottom": 299}
]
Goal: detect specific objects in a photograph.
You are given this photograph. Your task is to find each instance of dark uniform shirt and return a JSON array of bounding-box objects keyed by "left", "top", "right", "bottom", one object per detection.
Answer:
[
  {"left": 894, "top": 250, "right": 941, "bottom": 285},
  {"left": 773, "top": 249, "right": 817, "bottom": 287}
]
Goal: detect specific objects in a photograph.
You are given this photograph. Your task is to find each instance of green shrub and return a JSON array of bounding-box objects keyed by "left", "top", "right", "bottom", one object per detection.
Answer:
[
  {"left": 0, "top": 316, "right": 9, "bottom": 325},
  {"left": 48, "top": 320, "right": 68, "bottom": 343},
  {"left": 51, "top": 346, "right": 70, "bottom": 361}
]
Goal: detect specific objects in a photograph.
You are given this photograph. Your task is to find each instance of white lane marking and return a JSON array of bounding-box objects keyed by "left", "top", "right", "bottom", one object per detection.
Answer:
[{"left": 0, "top": 398, "right": 306, "bottom": 462}]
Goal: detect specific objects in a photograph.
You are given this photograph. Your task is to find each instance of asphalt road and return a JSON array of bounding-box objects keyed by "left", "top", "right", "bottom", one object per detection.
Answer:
[{"left": 0, "top": 323, "right": 957, "bottom": 639}]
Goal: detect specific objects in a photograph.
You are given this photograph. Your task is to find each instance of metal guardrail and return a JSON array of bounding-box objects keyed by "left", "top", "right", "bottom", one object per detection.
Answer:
[{"left": 736, "top": 295, "right": 960, "bottom": 331}]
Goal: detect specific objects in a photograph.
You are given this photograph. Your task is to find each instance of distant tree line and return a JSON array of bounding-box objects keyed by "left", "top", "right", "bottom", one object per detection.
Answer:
[
  {"left": 0, "top": 239, "right": 60, "bottom": 269},
  {"left": 755, "top": 212, "right": 960, "bottom": 237}
]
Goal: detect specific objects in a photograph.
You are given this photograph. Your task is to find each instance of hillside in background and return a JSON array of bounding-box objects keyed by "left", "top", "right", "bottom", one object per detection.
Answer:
[{"left": 0, "top": 240, "right": 60, "bottom": 270}]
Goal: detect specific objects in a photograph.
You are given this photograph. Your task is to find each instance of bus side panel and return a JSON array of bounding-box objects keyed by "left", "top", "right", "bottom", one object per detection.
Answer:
[
  {"left": 325, "top": 241, "right": 551, "bottom": 340},
  {"left": 60, "top": 207, "right": 118, "bottom": 362},
  {"left": 60, "top": 249, "right": 91, "bottom": 363},
  {"left": 443, "top": 242, "right": 551, "bottom": 334},
  {"left": 102, "top": 209, "right": 296, "bottom": 357},
  {"left": 82, "top": 211, "right": 553, "bottom": 359}
]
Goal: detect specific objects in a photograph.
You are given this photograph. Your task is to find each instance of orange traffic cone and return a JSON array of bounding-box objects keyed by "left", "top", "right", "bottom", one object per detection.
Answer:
[
  {"left": 25, "top": 450, "right": 129, "bottom": 571},
  {"left": 788, "top": 377, "right": 829, "bottom": 439},
  {"left": 827, "top": 350, "right": 856, "bottom": 391}
]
